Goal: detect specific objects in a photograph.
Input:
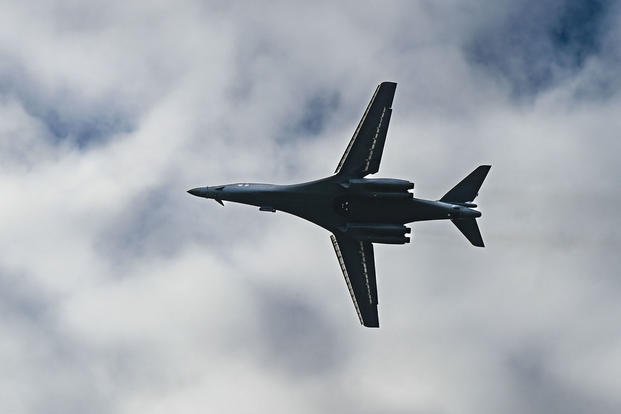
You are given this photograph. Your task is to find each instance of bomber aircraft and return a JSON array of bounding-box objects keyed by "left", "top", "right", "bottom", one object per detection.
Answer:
[{"left": 188, "top": 82, "right": 490, "bottom": 327}]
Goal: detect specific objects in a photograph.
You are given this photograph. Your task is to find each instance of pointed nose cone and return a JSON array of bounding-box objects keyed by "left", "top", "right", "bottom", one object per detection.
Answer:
[{"left": 187, "top": 187, "right": 204, "bottom": 197}]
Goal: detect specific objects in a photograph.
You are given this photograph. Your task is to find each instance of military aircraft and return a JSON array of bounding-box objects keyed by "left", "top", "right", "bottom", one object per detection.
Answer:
[{"left": 188, "top": 82, "right": 490, "bottom": 327}]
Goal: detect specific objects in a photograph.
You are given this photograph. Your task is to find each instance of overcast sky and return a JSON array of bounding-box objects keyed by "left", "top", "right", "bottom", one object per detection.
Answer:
[{"left": 1, "top": 1, "right": 621, "bottom": 413}]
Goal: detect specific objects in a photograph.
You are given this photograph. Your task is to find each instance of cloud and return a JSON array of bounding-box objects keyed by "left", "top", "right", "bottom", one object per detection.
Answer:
[
  {"left": 1, "top": 1, "right": 621, "bottom": 413},
  {"left": 465, "top": 0, "right": 615, "bottom": 97}
]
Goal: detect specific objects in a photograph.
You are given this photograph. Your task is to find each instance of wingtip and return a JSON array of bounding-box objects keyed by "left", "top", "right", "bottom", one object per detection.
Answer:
[
  {"left": 362, "top": 312, "right": 380, "bottom": 328},
  {"left": 378, "top": 81, "right": 397, "bottom": 94}
]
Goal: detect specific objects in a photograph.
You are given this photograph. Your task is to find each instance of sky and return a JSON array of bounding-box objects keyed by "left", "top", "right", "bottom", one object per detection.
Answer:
[{"left": 1, "top": 1, "right": 620, "bottom": 413}]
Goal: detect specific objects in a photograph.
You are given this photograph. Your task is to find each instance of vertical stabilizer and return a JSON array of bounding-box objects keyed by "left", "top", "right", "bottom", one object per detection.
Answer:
[
  {"left": 442, "top": 165, "right": 490, "bottom": 248},
  {"left": 440, "top": 165, "right": 491, "bottom": 203}
]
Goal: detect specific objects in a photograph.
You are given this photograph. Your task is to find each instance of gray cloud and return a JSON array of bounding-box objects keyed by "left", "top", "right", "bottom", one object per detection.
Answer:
[
  {"left": 286, "top": 90, "right": 341, "bottom": 138},
  {"left": 253, "top": 284, "right": 348, "bottom": 377}
]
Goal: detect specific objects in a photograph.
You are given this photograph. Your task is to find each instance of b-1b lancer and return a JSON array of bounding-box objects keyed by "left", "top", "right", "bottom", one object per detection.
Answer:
[{"left": 188, "top": 82, "right": 490, "bottom": 327}]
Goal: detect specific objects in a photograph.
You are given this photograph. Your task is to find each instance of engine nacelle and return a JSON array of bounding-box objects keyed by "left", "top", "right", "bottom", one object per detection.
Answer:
[
  {"left": 355, "top": 235, "right": 411, "bottom": 244},
  {"left": 342, "top": 178, "right": 414, "bottom": 192},
  {"left": 343, "top": 223, "right": 408, "bottom": 235},
  {"left": 340, "top": 223, "right": 412, "bottom": 244},
  {"left": 366, "top": 191, "right": 413, "bottom": 200},
  {"left": 456, "top": 202, "right": 477, "bottom": 208}
]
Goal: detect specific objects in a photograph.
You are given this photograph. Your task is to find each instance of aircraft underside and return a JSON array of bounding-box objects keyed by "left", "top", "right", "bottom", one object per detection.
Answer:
[{"left": 188, "top": 81, "right": 490, "bottom": 327}]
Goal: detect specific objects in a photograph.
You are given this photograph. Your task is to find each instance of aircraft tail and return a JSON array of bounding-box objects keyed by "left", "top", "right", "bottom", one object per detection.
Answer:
[
  {"left": 440, "top": 165, "right": 491, "bottom": 203},
  {"left": 441, "top": 165, "right": 491, "bottom": 248},
  {"left": 451, "top": 218, "right": 484, "bottom": 247}
]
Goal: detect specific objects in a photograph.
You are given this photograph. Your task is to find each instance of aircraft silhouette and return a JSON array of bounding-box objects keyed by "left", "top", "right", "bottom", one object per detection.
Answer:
[{"left": 189, "top": 82, "right": 490, "bottom": 327}]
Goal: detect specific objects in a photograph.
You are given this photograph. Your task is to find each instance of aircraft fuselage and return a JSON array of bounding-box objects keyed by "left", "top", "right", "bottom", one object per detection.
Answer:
[{"left": 188, "top": 175, "right": 481, "bottom": 243}]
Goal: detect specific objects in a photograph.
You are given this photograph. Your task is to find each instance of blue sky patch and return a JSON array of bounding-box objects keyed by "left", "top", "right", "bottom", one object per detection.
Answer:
[{"left": 466, "top": 0, "right": 611, "bottom": 97}]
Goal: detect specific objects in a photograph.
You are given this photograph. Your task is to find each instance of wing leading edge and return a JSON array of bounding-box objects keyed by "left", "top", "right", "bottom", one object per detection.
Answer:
[
  {"left": 335, "top": 81, "right": 396, "bottom": 178},
  {"left": 330, "top": 234, "right": 379, "bottom": 327}
]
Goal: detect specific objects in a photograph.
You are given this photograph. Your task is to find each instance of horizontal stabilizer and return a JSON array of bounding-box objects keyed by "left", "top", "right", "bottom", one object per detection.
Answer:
[
  {"left": 451, "top": 218, "right": 484, "bottom": 247},
  {"left": 441, "top": 165, "right": 491, "bottom": 203}
]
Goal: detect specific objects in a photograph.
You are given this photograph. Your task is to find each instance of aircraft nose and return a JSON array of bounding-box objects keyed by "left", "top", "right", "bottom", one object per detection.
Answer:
[
  {"left": 187, "top": 187, "right": 205, "bottom": 197},
  {"left": 470, "top": 209, "right": 482, "bottom": 218}
]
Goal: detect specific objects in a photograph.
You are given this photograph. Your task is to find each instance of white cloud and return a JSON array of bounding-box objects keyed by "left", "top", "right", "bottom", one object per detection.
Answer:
[{"left": 1, "top": 1, "right": 620, "bottom": 413}]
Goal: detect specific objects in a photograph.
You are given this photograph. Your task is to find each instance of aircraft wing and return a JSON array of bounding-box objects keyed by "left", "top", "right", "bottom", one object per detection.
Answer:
[
  {"left": 335, "top": 82, "right": 396, "bottom": 178},
  {"left": 330, "top": 234, "right": 379, "bottom": 327}
]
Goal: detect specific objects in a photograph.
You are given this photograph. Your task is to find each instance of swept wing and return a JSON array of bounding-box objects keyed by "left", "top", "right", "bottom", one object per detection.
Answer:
[
  {"left": 330, "top": 234, "right": 379, "bottom": 327},
  {"left": 335, "top": 82, "right": 396, "bottom": 178}
]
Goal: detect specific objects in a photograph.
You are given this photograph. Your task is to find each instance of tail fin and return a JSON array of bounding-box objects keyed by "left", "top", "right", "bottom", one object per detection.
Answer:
[
  {"left": 440, "top": 165, "right": 491, "bottom": 203},
  {"left": 442, "top": 165, "right": 490, "bottom": 248},
  {"left": 451, "top": 218, "right": 484, "bottom": 247}
]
